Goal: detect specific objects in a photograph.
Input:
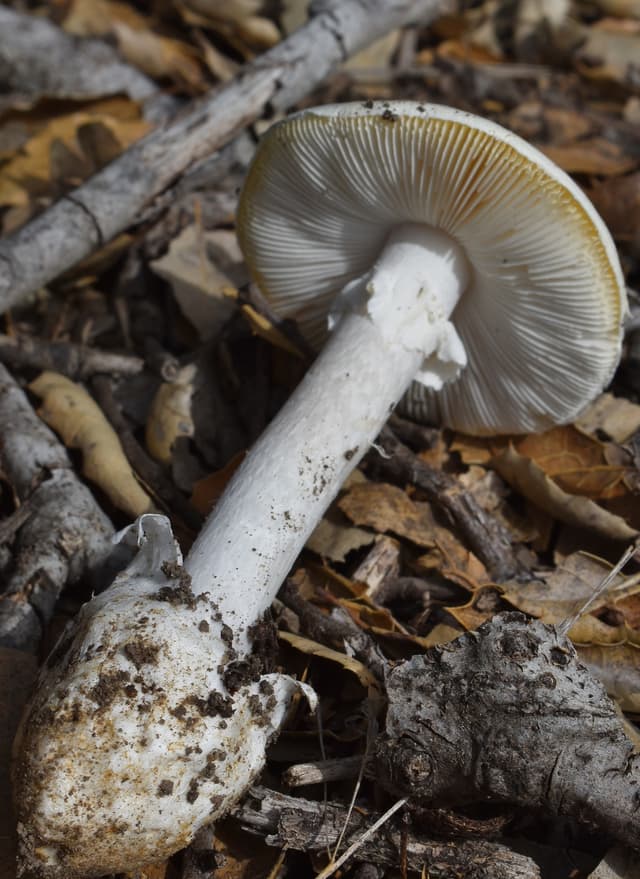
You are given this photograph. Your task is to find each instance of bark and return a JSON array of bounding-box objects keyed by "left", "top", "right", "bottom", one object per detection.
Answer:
[
  {"left": 0, "top": 6, "right": 171, "bottom": 120},
  {"left": 0, "top": 364, "right": 114, "bottom": 651},
  {"left": 0, "top": 0, "right": 453, "bottom": 315},
  {"left": 237, "top": 787, "right": 541, "bottom": 879},
  {"left": 375, "top": 613, "right": 640, "bottom": 851}
]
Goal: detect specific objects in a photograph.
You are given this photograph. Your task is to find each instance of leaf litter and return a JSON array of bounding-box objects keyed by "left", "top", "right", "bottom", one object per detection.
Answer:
[{"left": 3, "top": 1, "right": 640, "bottom": 877}]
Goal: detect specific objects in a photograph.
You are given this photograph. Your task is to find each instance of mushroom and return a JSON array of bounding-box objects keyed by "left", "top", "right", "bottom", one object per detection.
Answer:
[{"left": 14, "top": 102, "right": 627, "bottom": 877}]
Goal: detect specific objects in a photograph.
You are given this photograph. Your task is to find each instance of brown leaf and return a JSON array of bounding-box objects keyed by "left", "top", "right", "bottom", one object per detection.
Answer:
[
  {"left": 30, "top": 371, "right": 153, "bottom": 518},
  {"left": 0, "top": 110, "right": 149, "bottom": 208},
  {"left": 306, "top": 509, "right": 374, "bottom": 563},
  {"left": 587, "top": 173, "right": 640, "bottom": 247},
  {"left": 515, "top": 425, "right": 629, "bottom": 500},
  {"left": 190, "top": 451, "right": 246, "bottom": 515},
  {"left": 576, "top": 393, "right": 640, "bottom": 443},
  {"left": 338, "top": 482, "right": 436, "bottom": 549},
  {"left": 540, "top": 137, "right": 638, "bottom": 176},
  {"left": 492, "top": 444, "right": 637, "bottom": 540},
  {"left": 278, "top": 630, "right": 379, "bottom": 690}
]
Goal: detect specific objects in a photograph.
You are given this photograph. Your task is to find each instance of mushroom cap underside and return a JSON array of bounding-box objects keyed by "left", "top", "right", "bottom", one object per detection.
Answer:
[{"left": 237, "top": 101, "right": 626, "bottom": 435}]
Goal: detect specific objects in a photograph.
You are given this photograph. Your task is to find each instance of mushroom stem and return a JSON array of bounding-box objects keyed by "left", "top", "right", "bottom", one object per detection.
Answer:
[{"left": 186, "top": 223, "right": 469, "bottom": 634}]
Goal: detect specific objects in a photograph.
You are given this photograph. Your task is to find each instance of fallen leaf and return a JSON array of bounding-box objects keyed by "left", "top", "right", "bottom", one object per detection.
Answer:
[
  {"left": 190, "top": 451, "right": 246, "bottom": 515},
  {"left": 575, "top": 18, "right": 640, "bottom": 86},
  {"left": 150, "top": 226, "right": 243, "bottom": 340},
  {"left": 113, "top": 22, "right": 205, "bottom": 88},
  {"left": 30, "top": 371, "right": 153, "bottom": 518},
  {"left": 278, "top": 630, "right": 379, "bottom": 690},
  {"left": 576, "top": 393, "right": 640, "bottom": 442},
  {"left": 515, "top": 426, "right": 629, "bottom": 500},
  {"left": 587, "top": 173, "right": 640, "bottom": 247},
  {"left": 491, "top": 444, "right": 637, "bottom": 540},
  {"left": 0, "top": 111, "right": 149, "bottom": 208},
  {"left": 592, "top": 0, "right": 640, "bottom": 16},
  {"left": 145, "top": 364, "right": 197, "bottom": 466},
  {"left": 306, "top": 509, "right": 374, "bottom": 563},
  {"left": 63, "top": 0, "right": 206, "bottom": 86},
  {"left": 338, "top": 482, "right": 436, "bottom": 549},
  {"left": 539, "top": 137, "right": 638, "bottom": 175}
]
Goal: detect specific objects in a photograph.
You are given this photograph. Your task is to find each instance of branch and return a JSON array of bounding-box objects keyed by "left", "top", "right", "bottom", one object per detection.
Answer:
[
  {"left": 237, "top": 787, "right": 541, "bottom": 879},
  {"left": 0, "top": 364, "right": 115, "bottom": 651},
  {"left": 0, "top": 0, "right": 453, "bottom": 315}
]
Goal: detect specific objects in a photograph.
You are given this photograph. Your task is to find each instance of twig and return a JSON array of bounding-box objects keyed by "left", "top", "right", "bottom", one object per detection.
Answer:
[
  {"left": 283, "top": 756, "right": 364, "bottom": 788},
  {"left": 0, "top": 0, "right": 453, "bottom": 315},
  {"left": 0, "top": 334, "right": 144, "bottom": 381},
  {"left": 314, "top": 797, "right": 408, "bottom": 879},
  {"left": 237, "top": 787, "right": 541, "bottom": 879},
  {"left": 0, "top": 363, "right": 114, "bottom": 651}
]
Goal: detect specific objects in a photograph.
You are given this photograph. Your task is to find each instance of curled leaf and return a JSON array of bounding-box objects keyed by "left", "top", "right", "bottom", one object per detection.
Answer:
[{"left": 30, "top": 371, "right": 152, "bottom": 518}]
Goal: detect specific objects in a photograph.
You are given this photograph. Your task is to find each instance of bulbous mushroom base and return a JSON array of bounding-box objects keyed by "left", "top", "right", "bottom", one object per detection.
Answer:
[{"left": 14, "top": 517, "right": 310, "bottom": 877}]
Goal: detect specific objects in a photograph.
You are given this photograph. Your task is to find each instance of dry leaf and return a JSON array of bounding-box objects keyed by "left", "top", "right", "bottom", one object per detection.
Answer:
[
  {"left": 113, "top": 23, "right": 205, "bottom": 87},
  {"left": 575, "top": 18, "right": 640, "bottom": 86},
  {"left": 145, "top": 364, "right": 197, "bottom": 466},
  {"left": 150, "top": 226, "right": 243, "bottom": 340},
  {"left": 576, "top": 393, "right": 640, "bottom": 442},
  {"left": 63, "top": 0, "right": 206, "bottom": 86},
  {"left": 306, "top": 509, "right": 374, "bottom": 563},
  {"left": 540, "top": 137, "right": 638, "bottom": 175},
  {"left": 0, "top": 111, "right": 149, "bottom": 208},
  {"left": 190, "top": 451, "right": 246, "bottom": 515},
  {"left": 338, "top": 482, "right": 437, "bottom": 549},
  {"left": 278, "top": 630, "right": 379, "bottom": 690},
  {"left": 30, "top": 371, "right": 153, "bottom": 518},
  {"left": 502, "top": 552, "right": 618, "bottom": 623},
  {"left": 491, "top": 444, "right": 637, "bottom": 540},
  {"left": 515, "top": 426, "right": 629, "bottom": 500},
  {"left": 587, "top": 173, "right": 640, "bottom": 247},
  {"left": 593, "top": 0, "right": 640, "bottom": 16}
]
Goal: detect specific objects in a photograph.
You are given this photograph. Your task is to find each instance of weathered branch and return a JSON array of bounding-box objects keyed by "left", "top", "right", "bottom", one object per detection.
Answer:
[
  {"left": 237, "top": 787, "right": 541, "bottom": 879},
  {"left": 0, "top": 364, "right": 114, "bottom": 651},
  {"left": 0, "top": 0, "right": 453, "bottom": 314},
  {"left": 375, "top": 613, "right": 640, "bottom": 851},
  {"left": 0, "top": 6, "right": 170, "bottom": 119}
]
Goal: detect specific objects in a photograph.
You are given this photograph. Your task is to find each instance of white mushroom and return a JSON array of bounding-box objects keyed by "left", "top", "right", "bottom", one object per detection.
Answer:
[{"left": 14, "top": 102, "right": 627, "bottom": 877}]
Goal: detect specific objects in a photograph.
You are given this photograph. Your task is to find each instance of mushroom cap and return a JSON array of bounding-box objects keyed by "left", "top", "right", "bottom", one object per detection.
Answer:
[{"left": 237, "top": 101, "right": 627, "bottom": 435}]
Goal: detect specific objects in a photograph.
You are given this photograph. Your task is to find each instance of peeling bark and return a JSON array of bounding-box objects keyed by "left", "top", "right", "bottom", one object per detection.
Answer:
[{"left": 0, "top": 0, "right": 453, "bottom": 315}]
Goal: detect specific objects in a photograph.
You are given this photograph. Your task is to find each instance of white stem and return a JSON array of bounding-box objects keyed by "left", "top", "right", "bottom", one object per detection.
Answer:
[{"left": 186, "top": 224, "right": 468, "bottom": 633}]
